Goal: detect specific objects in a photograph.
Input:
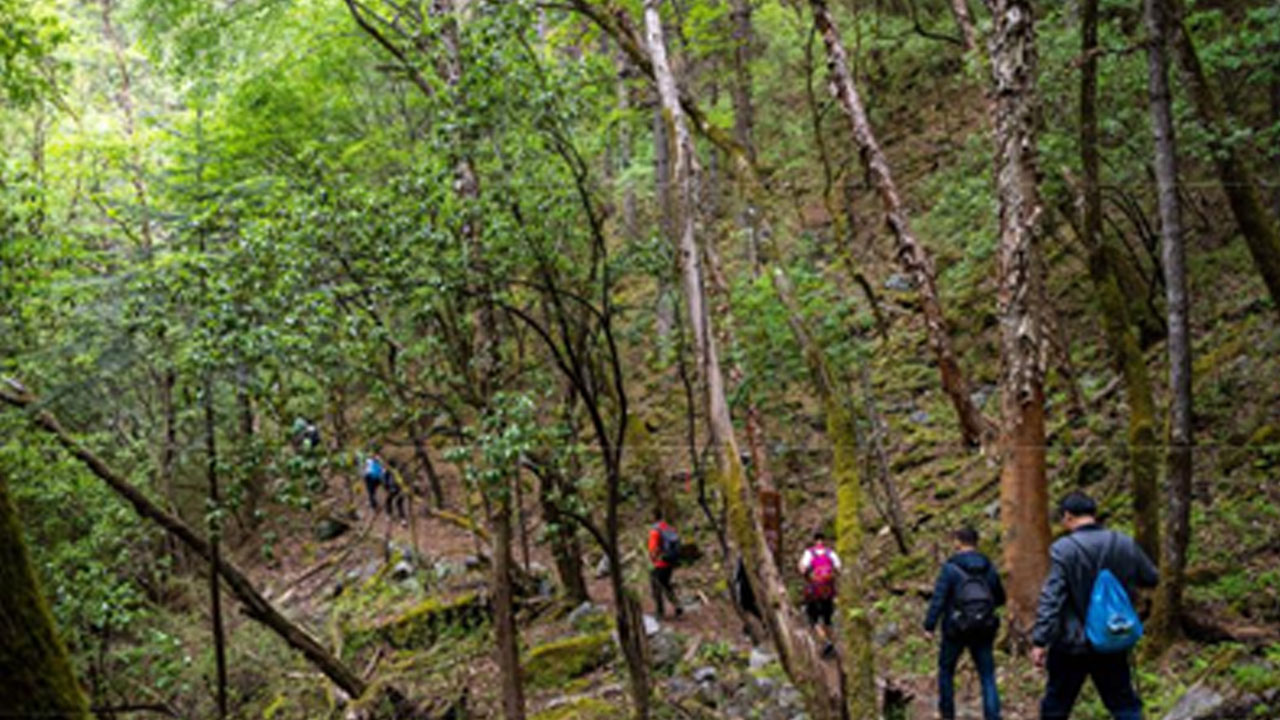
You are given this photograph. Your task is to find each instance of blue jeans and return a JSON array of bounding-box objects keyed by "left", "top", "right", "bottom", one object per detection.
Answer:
[
  {"left": 938, "top": 634, "right": 1000, "bottom": 720},
  {"left": 1040, "top": 647, "right": 1141, "bottom": 720}
]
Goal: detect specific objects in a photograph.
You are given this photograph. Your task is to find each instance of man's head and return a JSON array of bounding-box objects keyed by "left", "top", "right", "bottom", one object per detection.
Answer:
[
  {"left": 953, "top": 526, "right": 978, "bottom": 550},
  {"left": 652, "top": 507, "right": 664, "bottom": 523},
  {"left": 1058, "top": 490, "right": 1098, "bottom": 531},
  {"left": 813, "top": 530, "right": 826, "bottom": 546}
]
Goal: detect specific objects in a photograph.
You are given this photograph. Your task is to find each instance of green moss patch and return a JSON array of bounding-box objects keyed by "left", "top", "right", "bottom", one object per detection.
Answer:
[
  {"left": 523, "top": 632, "right": 615, "bottom": 689},
  {"left": 348, "top": 592, "right": 487, "bottom": 651}
]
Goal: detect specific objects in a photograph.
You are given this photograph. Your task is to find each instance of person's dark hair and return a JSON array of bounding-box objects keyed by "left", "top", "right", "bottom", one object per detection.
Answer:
[
  {"left": 954, "top": 527, "right": 978, "bottom": 546},
  {"left": 652, "top": 507, "right": 663, "bottom": 523},
  {"left": 1058, "top": 490, "right": 1097, "bottom": 518},
  {"left": 813, "top": 530, "right": 825, "bottom": 542}
]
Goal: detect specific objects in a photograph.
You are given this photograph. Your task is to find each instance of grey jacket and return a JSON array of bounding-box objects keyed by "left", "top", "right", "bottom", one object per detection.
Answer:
[{"left": 1031, "top": 524, "right": 1159, "bottom": 652}]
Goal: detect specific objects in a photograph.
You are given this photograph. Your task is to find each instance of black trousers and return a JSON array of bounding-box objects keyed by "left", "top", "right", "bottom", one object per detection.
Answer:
[
  {"left": 650, "top": 566, "right": 678, "bottom": 616},
  {"left": 1040, "top": 647, "right": 1142, "bottom": 720}
]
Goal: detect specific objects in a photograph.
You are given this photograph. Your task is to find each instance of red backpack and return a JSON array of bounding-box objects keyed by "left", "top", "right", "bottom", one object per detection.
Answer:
[{"left": 806, "top": 547, "right": 836, "bottom": 601}]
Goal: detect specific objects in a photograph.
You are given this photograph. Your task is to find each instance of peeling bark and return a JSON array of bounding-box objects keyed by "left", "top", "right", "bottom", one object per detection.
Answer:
[{"left": 980, "top": 0, "right": 1052, "bottom": 646}]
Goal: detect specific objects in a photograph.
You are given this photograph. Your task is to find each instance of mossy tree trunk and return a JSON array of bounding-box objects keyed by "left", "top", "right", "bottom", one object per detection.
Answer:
[
  {"left": 643, "top": 4, "right": 842, "bottom": 718},
  {"left": 1144, "top": 0, "right": 1194, "bottom": 653},
  {"left": 981, "top": 0, "right": 1052, "bottom": 647},
  {"left": 1162, "top": 0, "right": 1280, "bottom": 317},
  {"left": 774, "top": 269, "right": 878, "bottom": 719},
  {"left": 0, "top": 469, "right": 92, "bottom": 719},
  {"left": 1080, "top": 0, "right": 1161, "bottom": 559}
]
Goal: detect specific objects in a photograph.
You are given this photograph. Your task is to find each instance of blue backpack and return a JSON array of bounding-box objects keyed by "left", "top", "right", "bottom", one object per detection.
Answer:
[
  {"left": 1071, "top": 533, "right": 1143, "bottom": 653},
  {"left": 364, "top": 457, "right": 385, "bottom": 483}
]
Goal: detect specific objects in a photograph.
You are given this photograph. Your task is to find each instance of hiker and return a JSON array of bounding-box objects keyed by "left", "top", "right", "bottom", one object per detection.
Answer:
[
  {"left": 1031, "top": 491, "right": 1158, "bottom": 720},
  {"left": 648, "top": 511, "right": 683, "bottom": 618},
  {"left": 798, "top": 530, "right": 841, "bottom": 657},
  {"left": 923, "top": 526, "right": 1005, "bottom": 720},
  {"left": 291, "top": 417, "right": 321, "bottom": 452},
  {"left": 362, "top": 450, "right": 387, "bottom": 515},
  {"left": 384, "top": 459, "right": 408, "bottom": 526}
]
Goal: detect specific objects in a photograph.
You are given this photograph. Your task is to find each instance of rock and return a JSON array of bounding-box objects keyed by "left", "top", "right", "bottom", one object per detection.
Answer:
[
  {"left": 314, "top": 516, "right": 351, "bottom": 542},
  {"left": 568, "top": 602, "right": 606, "bottom": 631},
  {"left": 885, "top": 273, "right": 916, "bottom": 292},
  {"left": 873, "top": 621, "right": 900, "bottom": 647},
  {"left": 537, "top": 576, "right": 555, "bottom": 598},
  {"left": 649, "top": 629, "right": 685, "bottom": 669},
  {"left": 462, "top": 554, "right": 483, "bottom": 571},
  {"left": 642, "top": 614, "right": 661, "bottom": 637},
  {"left": 596, "top": 683, "right": 625, "bottom": 699},
  {"left": 693, "top": 666, "right": 718, "bottom": 685},
  {"left": 594, "top": 554, "right": 611, "bottom": 578},
  {"left": 665, "top": 676, "right": 696, "bottom": 699},
  {"left": 1161, "top": 684, "right": 1225, "bottom": 720},
  {"left": 749, "top": 647, "right": 777, "bottom": 670},
  {"left": 970, "top": 384, "right": 995, "bottom": 410},
  {"left": 524, "top": 632, "right": 616, "bottom": 689},
  {"left": 391, "top": 560, "right": 415, "bottom": 581},
  {"left": 984, "top": 500, "right": 1001, "bottom": 520},
  {"left": 433, "top": 560, "right": 458, "bottom": 580},
  {"left": 909, "top": 409, "right": 930, "bottom": 424},
  {"left": 778, "top": 685, "right": 803, "bottom": 711}
]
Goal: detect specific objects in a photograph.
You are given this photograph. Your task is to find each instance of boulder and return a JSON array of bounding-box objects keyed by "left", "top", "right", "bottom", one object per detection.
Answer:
[
  {"left": 568, "top": 601, "right": 606, "bottom": 632},
  {"left": 390, "top": 560, "right": 415, "bottom": 582},
  {"left": 693, "top": 666, "right": 718, "bottom": 685},
  {"left": 885, "top": 274, "right": 916, "bottom": 292},
  {"left": 594, "top": 554, "right": 611, "bottom": 578},
  {"left": 749, "top": 648, "right": 777, "bottom": 671},
  {"left": 642, "top": 614, "right": 661, "bottom": 637},
  {"left": 524, "top": 632, "right": 616, "bottom": 689},
  {"left": 649, "top": 628, "right": 686, "bottom": 670},
  {"left": 1161, "top": 684, "right": 1225, "bottom": 720}
]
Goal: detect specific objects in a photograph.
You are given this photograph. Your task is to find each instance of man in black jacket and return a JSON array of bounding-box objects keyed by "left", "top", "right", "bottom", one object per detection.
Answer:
[
  {"left": 924, "top": 526, "right": 1005, "bottom": 720},
  {"left": 1031, "top": 491, "right": 1159, "bottom": 720}
]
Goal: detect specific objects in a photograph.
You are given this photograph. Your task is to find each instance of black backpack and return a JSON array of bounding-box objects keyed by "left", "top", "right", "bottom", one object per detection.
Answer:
[
  {"left": 657, "top": 524, "right": 681, "bottom": 565},
  {"left": 949, "top": 564, "right": 998, "bottom": 638}
]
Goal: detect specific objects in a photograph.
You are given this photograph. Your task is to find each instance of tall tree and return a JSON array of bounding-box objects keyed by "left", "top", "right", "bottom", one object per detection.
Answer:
[
  {"left": 1144, "top": 0, "right": 1193, "bottom": 652},
  {"left": 643, "top": 3, "right": 842, "bottom": 718},
  {"left": 1080, "top": 0, "right": 1160, "bottom": 559},
  {"left": 1162, "top": 0, "right": 1280, "bottom": 316},
  {"left": 980, "top": 0, "right": 1051, "bottom": 645},
  {"left": 0, "top": 469, "right": 92, "bottom": 720},
  {"left": 808, "top": 0, "right": 992, "bottom": 449}
]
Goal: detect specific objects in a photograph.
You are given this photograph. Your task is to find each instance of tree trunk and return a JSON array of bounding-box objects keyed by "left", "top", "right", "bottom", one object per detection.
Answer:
[
  {"left": 1144, "top": 0, "right": 1193, "bottom": 652},
  {"left": 1162, "top": 0, "right": 1280, "bottom": 316},
  {"left": 1080, "top": 0, "right": 1160, "bottom": 559},
  {"left": 0, "top": 469, "right": 92, "bottom": 719},
  {"left": 772, "top": 269, "right": 878, "bottom": 718},
  {"left": 643, "top": 4, "right": 842, "bottom": 718},
  {"left": 980, "top": 0, "right": 1052, "bottom": 647},
  {"left": 492, "top": 488, "right": 525, "bottom": 720},
  {"left": 809, "top": 0, "right": 992, "bottom": 449},
  {"left": 204, "top": 378, "right": 228, "bottom": 719},
  {"left": 0, "top": 385, "right": 409, "bottom": 714}
]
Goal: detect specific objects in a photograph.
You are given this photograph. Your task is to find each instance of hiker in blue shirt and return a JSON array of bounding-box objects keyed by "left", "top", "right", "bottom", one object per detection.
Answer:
[
  {"left": 1031, "top": 491, "right": 1158, "bottom": 720},
  {"left": 362, "top": 450, "right": 388, "bottom": 515},
  {"left": 924, "top": 526, "right": 1005, "bottom": 720}
]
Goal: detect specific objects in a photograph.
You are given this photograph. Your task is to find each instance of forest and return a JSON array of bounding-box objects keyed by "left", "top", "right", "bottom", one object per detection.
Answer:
[{"left": 1, "top": 0, "right": 1278, "bottom": 718}]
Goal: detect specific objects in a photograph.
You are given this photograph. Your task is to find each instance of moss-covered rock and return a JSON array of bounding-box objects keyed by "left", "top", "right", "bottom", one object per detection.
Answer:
[
  {"left": 529, "top": 697, "right": 615, "bottom": 720},
  {"left": 523, "top": 632, "right": 615, "bottom": 689},
  {"left": 348, "top": 592, "right": 487, "bottom": 651}
]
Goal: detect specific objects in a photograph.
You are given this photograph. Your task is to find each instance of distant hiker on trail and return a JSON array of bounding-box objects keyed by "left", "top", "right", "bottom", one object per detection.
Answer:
[
  {"left": 648, "top": 511, "right": 683, "bottom": 619},
  {"left": 924, "top": 526, "right": 1005, "bottom": 720},
  {"left": 362, "top": 450, "right": 388, "bottom": 516},
  {"left": 798, "top": 530, "right": 840, "bottom": 657},
  {"left": 384, "top": 459, "right": 408, "bottom": 526},
  {"left": 1032, "top": 491, "right": 1158, "bottom": 720}
]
